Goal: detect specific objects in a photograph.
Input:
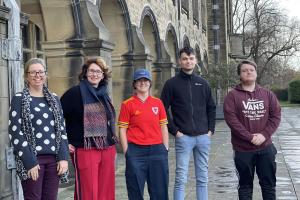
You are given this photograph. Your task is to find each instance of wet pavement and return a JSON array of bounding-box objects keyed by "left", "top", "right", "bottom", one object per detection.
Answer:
[{"left": 58, "top": 107, "right": 300, "bottom": 199}]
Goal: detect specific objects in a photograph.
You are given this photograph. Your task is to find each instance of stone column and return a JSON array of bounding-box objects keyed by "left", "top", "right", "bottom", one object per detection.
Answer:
[
  {"left": 112, "top": 25, "right": 153, "bottom": 111},
  {"left": 0, "top": 6, "right": 14, "bottom": 200},
  {"left": 39, "top": 0, "right": 114, "bottom": 95},
  {"left": 151, "top": 40, "right": 176, "bottom": 97},
  {"left": 43, "top": 39, "right": 114, "bottom": 96},
  {"left": 0, "top": 1, "right": 27, "bottom": 199}
]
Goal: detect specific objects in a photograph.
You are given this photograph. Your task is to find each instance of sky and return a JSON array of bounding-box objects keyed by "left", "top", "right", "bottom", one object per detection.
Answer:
[
  {"left": 278, "top": 0, "right": 300, "bottom": 70},
  {"left": 279, "top": 0, "right": 300, "bottom": 19}
]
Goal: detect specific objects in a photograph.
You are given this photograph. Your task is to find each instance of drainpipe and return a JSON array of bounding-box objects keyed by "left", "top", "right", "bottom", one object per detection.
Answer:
[
  {"left": 212, "top": 0, "right": 221, "bottom": 105},
  {"left": 3, "top": 0, "right": 23, "bottom": 199},
  {"left": 176, "top": 0, "right": 181, "bottom": 72},
  {"left": 212, "top": 0, "right": 220, "bottom": 65}
]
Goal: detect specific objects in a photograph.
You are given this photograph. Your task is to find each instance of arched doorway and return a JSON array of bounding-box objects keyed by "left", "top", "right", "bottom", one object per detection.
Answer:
[
  {"left": 165, "top": 24, "right": 178, "bottom": 64},
  {"left": 164, "top": 23, "right": 179, "bottom": 77},
  {"left": 100, "top": 0, "right": 133, "bottom": 111},
  {"left": 140, "top": 6, "right": 162, "bottom": 96}
]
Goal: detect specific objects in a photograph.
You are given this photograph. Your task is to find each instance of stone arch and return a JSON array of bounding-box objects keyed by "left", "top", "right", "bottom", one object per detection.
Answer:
[
  {"left": 21, "top": 0, "right": 75, "bottom": 41},
  {"left": 154, "top": 23, "right": 178, "bottom": 94},
  {"left": 21, "top": 0, "right": 116, "bottom": 96},
  {"left": 99, "top": 0, "right": 133, "bottom": 112},
  {"left": 165, "top": 23, "right": 179, "bottom": 63},
  {"left": 100, "top": 0, "right": 133, "bottom": 54},
  {"left": 139, "top": 6, "right": 162, "bottom": 62},
  {"left": 21, "top": 0, "right": 81, "bottom": 95},
  {"left": 183, "top": 35, "right": 190, "bottom": 48},
  {"left": 20, "top": 1, "right": 46, "bottom": 86},
  {"left": 20, "top": 0, "right": 45, "bottom": 34},
  {"left": 139, "top": 6, "right": 163, "bottom": 97}
]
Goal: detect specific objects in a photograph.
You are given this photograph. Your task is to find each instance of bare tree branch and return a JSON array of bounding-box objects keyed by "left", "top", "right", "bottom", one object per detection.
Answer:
[{"left": 232, "top": 0, "right": 300, "bottom": 85}]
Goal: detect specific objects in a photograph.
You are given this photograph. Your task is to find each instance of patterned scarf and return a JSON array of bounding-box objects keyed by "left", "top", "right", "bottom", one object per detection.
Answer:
[
  {"left": 15, "top": 82, "right": 68, "bottom": 183},
  {"left": 80, "top": 79, "right": 118, "bottom": 149}
]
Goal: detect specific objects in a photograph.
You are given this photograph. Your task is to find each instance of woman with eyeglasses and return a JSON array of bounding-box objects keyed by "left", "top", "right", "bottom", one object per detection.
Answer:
[
  {"left": 61, "top": 57, "right": 118, "bottom": 200},
  {"left": 8, "top": 58, "right": 69, "bottom": 200}
]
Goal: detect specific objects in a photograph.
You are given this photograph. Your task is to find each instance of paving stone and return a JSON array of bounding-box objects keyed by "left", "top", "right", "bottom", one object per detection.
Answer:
[{"left": 58, "top": 107, "right": 300, "bottom": 199}]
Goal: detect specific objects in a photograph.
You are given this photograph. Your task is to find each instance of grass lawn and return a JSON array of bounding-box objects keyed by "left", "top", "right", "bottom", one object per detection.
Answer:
[{"left": 279, "top": 101, "right": 300, "bottom": 107}]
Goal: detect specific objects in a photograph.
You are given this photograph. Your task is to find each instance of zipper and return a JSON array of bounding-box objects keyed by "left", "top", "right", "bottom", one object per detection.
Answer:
[{"left": 188, "top": 77, "right": 196, "bottom": 132}]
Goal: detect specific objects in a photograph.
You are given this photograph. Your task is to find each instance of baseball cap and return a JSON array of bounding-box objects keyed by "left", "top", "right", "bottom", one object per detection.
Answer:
[{"left": 133, "top": 69, "right": 152, "bottom": 81}]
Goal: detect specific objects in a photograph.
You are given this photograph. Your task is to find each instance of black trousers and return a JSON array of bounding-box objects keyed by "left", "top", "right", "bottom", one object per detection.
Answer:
[
  {"left": 234, "top": 144, "right": 277, "bottom": 200},
  {"left": 125, "top": 143, "right": 169, "bottom": 200}
]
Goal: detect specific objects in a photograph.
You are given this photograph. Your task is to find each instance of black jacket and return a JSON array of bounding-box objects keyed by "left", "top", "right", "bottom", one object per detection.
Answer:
[
  {"left": 60, "top": 85, "right": 115, "bottom": 147},
  {"left": 160, "top": 70, "right": 216, "bottom": 136}
]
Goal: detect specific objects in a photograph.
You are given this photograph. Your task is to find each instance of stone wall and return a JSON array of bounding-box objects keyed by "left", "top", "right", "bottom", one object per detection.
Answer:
[
  {"left": 126, "top": 0, "right": 207, "bottom": 54},
  {"left": 0, "top": 5, "right": 13, "bottom": 200},
  {"left": 1, "top": 0, "right": 232, "bottom": 197}
]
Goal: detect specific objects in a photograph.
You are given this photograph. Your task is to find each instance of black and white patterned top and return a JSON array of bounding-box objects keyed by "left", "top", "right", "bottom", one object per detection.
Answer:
[{"left": 8, "top": 93, "right": 69, "bottom": 170}]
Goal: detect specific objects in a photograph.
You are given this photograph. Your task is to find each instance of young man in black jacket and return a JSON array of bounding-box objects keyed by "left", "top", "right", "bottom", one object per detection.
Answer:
[{"left": 161, "top": 47, "right": 216, "bottom": 200}]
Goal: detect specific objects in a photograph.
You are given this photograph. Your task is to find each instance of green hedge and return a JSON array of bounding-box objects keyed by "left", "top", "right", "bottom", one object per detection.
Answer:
[
  {"left": 288, "top": 79, "right": 300, "bottom": 103},
  {"left": 272, "top": 88, "right": 288, "bottom": 101}
]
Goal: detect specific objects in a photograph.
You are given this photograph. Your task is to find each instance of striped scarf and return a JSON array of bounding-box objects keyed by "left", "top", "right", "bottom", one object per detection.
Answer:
[{"left": 79, "top": 79, "right": 118, "bottom": 149}]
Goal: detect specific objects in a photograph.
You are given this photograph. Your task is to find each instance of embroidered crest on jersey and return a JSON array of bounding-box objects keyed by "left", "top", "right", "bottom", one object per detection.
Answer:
[{"left": 152, "top": 107, "right": 158, "bottom": 115}]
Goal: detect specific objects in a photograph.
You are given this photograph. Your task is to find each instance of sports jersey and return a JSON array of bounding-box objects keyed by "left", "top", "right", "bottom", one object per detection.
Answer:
[{"left": 118, "top": 95, "right": 168, "bottom": 145}]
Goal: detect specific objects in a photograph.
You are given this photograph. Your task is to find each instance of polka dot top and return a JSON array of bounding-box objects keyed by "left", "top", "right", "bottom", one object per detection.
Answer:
[{"left": 8, "top": 93, "right": 69, "bottom": 170}]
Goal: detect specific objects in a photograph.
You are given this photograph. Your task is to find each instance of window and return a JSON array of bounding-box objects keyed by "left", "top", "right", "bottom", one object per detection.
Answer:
[
  {"left": 181, "top": 0, "right": 189, "bottom": 18},
  {"left": 22, "top": 25, "right": 29, "bottom": 49},
  {"left": 193, "top": 0, "right": 199, "bottom": 27},
  {"left": 201, "top": 0, "right": 207, "bottom": 33},
  {"left": 21, "top": 21, "right": 45, "bottom": 65}
]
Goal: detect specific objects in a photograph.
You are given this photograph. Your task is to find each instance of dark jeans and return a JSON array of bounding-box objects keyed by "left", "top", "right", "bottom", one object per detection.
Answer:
[
  {"left": 125, "top": 143, "right": 169, "bottom": 200},
  {"left": 234, "top": 144, "right": 277, "bottom": 200},
  {"left": 21, "top": 155, "right": 59, "bottom": 200}
]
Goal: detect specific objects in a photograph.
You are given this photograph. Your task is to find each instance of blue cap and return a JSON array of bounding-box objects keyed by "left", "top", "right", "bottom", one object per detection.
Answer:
[{"left": 133, "top": 69, "right": 152, "bottom": 81}]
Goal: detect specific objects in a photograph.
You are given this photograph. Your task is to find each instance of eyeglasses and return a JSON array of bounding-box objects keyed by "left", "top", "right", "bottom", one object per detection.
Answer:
[
  {"left": 27, "top": 71, "right": 47, "bottom": 77},
  {"left": 87, "top": 69, "right": 104, "bottom": 75}
]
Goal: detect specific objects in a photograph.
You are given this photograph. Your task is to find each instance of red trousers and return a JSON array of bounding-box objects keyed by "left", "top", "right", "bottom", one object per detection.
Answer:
[{"left": 72, "top": 145, "right": 116, "bottom": 200}]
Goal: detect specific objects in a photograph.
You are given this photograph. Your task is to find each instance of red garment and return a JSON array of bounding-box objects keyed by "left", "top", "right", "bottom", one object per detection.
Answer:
[
  {"left": 223, "top": 84, "right": 281, "bottom": 152},
  {"left": 71, "top": 146, "right": 116, "bottom": 200},
  {"left": 118, "top": 95, "right": 168, "bottom": 145}
]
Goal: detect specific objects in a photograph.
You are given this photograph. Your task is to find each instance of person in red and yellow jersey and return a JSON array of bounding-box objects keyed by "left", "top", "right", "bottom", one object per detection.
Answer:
[{"left": 118, "top": 68, "right": 169, "bottom": 200}]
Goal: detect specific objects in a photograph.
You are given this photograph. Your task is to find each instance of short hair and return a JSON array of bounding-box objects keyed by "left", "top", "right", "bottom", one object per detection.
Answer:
[
  {"left": 78, "top": 57, "right": 111, "bottom": 83},
  {"left": 237, "top": 60, "right": 257, "bottom": 75},
  {"left": 179, "top": 47, "right": 195, "bottom": 57},
  {"left": 24, "top": 58, "right": 47, "bottom": 79}
]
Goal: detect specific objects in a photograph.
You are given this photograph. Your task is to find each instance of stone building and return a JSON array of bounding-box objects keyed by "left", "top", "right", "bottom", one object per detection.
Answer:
[{"left": 0, "top": 0, "right": 233, "bottom": 199}]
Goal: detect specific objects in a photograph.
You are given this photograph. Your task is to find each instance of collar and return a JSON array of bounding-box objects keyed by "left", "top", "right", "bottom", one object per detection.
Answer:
[
  {"left": 179, "top": 69, "right": 194, "bottom": 79},
  {"left": 133, "top": 95, "right": 150, "bottom": 103}
]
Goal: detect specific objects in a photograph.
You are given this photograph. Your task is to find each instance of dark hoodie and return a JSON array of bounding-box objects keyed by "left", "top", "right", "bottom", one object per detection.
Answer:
[{"left": 223, "top": 84, "right": 281, "bottom": 152}]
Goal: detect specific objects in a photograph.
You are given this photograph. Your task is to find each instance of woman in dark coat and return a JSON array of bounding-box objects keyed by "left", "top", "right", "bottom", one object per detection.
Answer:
[{"left": 61, "top": 57, "right": 118, "bottom": 200}]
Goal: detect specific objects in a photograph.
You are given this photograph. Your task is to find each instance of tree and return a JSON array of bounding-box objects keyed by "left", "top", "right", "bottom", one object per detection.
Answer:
[
  {"left": 232, "top": 0, "right": 300, "bottom": 85},
  {"left": 203, "top": 61, "right": 239, "bottom": 91}
]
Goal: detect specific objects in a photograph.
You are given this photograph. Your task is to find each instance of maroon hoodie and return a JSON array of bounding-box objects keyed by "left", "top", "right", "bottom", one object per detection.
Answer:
[{"left": 223, "top": 84, "right": 281, "bottom": 152}]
